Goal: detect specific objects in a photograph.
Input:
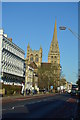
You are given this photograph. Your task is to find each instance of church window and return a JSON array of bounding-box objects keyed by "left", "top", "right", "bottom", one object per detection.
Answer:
[
  {"left": 51, "top": 56, "right": 53, "bottom": 62},
  {"left": 35, "top": 54, "right": 38, "bottom": 62},
  {"left": 30, "top": 55, "right": 33, "bottom": 62},
  {"left": 30, "top": 54, "right": 33, "bottom": 60},
  {"left": 35, "top": 57, "right": 38, "bottom": 62},
  {"left": 30, "top": 57, "right": 33, "bottom": 62},
  {"left": 54, "top": 60, "right": 56, "bottom": 63}
]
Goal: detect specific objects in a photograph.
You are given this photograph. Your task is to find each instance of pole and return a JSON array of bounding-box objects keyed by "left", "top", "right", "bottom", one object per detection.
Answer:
[
  {"left": 48, "top": 80, "right": 49, "bottom": 92},
  {"left": 68, "top": 28, "right": 80, "bottom": 40}
]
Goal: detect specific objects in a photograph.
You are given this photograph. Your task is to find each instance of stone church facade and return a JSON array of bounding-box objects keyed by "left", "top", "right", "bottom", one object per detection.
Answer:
[
  {"left": 26, "top": 20, "right": 60, "bottom": 67},
  {"left": 26, "top": 20, "right": 61, "bottom": 90},
  {"left": 26, "top": 44, "right": 42, "bottom": 67},
  {"left": 48, "top": 20, "right": 61, "bottom": 87}
]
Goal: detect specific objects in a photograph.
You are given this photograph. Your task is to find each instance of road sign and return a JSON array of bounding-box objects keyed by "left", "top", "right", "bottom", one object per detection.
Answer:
[{"left": 50, "top": 86, "right": 53, "bottom": 89}]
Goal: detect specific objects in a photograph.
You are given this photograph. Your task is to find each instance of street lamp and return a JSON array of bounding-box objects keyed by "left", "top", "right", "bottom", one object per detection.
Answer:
[
  {"left": 59, "top": 25, "right": 80, "bottom": 90},
  {"left": 59, "top": 26, "right": 80, "bottom": 40}
]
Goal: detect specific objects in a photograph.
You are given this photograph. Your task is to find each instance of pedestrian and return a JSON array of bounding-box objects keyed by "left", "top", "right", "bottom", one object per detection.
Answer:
[{"left": 29, "top": 89, "right": 30, "bottom": 95}]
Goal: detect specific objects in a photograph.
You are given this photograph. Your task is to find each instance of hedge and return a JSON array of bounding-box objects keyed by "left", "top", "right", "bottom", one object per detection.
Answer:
[{"left": 2, "top": 83, "right": 22, "bottom": 95}]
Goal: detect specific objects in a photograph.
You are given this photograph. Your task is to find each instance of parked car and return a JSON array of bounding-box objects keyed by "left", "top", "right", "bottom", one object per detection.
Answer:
[{"left": 71, "top": 89, "right": 78, "bottom": 96}]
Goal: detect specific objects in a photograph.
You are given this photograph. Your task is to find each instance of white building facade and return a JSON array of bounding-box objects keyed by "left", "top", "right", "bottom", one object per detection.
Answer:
[
  {"left": 25, "top": 65, "right": 34, "bottom": 91},
  {"left": 0, "top": 29, "right": 25, "bottom": 85},
  {"left": 25, "top": 60, "right": 39, "bottom": 93}
]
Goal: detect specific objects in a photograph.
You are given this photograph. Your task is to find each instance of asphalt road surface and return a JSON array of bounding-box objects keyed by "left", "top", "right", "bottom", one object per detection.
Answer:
[{"left": 2, "top": 93, "right": 79, "bottom": 120}]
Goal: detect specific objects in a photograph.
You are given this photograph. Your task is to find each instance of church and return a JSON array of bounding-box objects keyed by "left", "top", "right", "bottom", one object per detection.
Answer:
[{"left": 25, "top": 20, "right": 61, "bottom": 90}]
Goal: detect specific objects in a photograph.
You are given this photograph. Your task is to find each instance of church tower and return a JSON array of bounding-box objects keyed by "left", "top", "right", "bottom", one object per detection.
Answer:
[
  {"left": 26, "top": 44, "right": 42, "bottom": 67},
  {"left": 48, "top": 20, "right": 60, "bottom": 64}
]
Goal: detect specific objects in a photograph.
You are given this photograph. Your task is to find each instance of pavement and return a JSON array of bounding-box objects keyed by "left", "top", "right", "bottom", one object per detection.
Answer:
[{"left": 1, "top": 93, "right": 57, "bottom": 104}]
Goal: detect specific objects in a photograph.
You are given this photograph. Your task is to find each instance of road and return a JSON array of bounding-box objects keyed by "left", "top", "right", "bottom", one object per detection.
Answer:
[{"left": 2, "top": 93, "right": 79, "bottom": 120}]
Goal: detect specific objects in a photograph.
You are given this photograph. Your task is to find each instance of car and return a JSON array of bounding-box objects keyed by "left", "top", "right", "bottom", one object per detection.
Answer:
[
  {"left": 71, "top": 89, "right": 78, "bottom": 96},
  {"left": 67, "top": 89, "right": 71, "bottom": 94}
]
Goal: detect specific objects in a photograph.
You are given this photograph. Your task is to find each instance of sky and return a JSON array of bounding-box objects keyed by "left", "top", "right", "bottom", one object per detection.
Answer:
[{"left": 2, "top": 2, "right": 78, "bottom": 84}]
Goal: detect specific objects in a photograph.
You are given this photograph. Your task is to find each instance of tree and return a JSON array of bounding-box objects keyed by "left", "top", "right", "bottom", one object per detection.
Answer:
[
  {"left": 38, "top": 63, "right": 60, "bottom": 90},
  {"left": 60, "top": 77, "right": 66, "bottom": 86}
]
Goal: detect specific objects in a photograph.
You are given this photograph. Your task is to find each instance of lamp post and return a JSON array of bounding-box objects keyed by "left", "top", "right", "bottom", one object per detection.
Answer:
[
  {"left": 59, "top": 26, "right": 80, "bottom": 90},
  {"left": 59, "top": 26, "right": 80, "bottom": 40}
]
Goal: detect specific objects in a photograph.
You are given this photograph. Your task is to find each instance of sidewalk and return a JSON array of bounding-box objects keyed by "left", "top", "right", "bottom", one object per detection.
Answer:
[{"left": 1, "top": 93, "right": 57, "bottom": 104}]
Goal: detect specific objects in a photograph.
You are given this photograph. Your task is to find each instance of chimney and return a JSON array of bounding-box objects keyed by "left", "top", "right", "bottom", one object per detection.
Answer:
[{"left": 8, "top": 38, "right": 12, "bottom": 42}]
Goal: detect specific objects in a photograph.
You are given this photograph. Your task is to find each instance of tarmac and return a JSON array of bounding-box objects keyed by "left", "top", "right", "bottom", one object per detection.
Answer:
[{"left": 0, "top": 93, "right": 80, "bottom": 119}]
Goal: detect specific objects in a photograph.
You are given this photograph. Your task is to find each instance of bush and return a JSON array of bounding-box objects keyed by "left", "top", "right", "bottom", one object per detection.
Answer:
[{"left": 2, "top": 83, "right": 22, "bottom": 96}]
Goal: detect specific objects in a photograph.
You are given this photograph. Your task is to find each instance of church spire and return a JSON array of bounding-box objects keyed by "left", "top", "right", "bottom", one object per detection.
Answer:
[
  {"left": 52, "top": 19, "right": 57, "bottom": 42},
  {"left": 28, "top": 43, "right": 30, "bottom": 47},
  {"left": 48, "top": 20, "right": 60, "bottom": 64}
]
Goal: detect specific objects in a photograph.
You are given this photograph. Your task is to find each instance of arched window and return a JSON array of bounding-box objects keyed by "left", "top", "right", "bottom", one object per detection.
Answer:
[
  {"left": 54, "top": 56, "right": 57, "bottom": 63},
  {"left": 30, "top": 57, "right": 33, "bottom": 62},
  {"left": 35, "top": 54, "right": 39, "bottom": 62},
  {"left": 30, "top": 54, "right": 33, "bottom": 62},
  {"left": 36, "top": 57, "right": 38, "bottom": 62},
  {"left": 51, "top": 56, "right": 53, "bottom": 63}
]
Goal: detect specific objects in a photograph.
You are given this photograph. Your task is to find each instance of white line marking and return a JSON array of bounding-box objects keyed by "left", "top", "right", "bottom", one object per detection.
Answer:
[
  {"left": 2, "top": 109, "right": 7, "bottom": 110},
  {"left": 27, "top": 102, "right": 31, "bottom": 105},
  {"left": 37, "top": 100, "right": 42, "bottom": 103},
  {"left": 31, "top": 102, "right": 36, "bottom": 104},
  {"left": 43, "top": 99, "right": 47, "bottom": 101},
  {"left": 76, "top": 99, "right": 79, "bottom": 103},
  {"left": 27, "top": 102, "right": 36, "bottom": 104},
  {"left": 16, "top": 99, "right": 27, "bottom": 101},
  {"left": 12, "top": 107, "right": 14, "bottom": 109},
  {"left": 12, "top": 105, "right": 24, "bottom": 109},
  {"left": 3, "top": 108, "right": 12, "bottom": 111}
]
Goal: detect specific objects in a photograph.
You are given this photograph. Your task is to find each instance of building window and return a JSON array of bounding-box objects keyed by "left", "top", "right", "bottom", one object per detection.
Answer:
[
  {"left": 54, "top": 61, "right": 56, "bottom": 63},
  {"left": 30, "top": 57, "right": 33, "bottom": 62},
  {"left": 35, "top": 57, "right": 38, "bottom": 62},
  {"left": 30, "top": 54, "right": 33, "bottom": 62},
  {"left": 35, "top": 54, "right": 38, "bottom": 62}
]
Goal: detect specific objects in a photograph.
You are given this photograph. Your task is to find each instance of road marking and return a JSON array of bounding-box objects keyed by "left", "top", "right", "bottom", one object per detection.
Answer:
[
  {"left": 12, "top": 107, "right": 14, "bottom": 109},
  {"left": 16, "top": 98, "right": 27, "bottom": 101},
  {"left": 27, "top": 100, "right": 42, "bottom": 104},
  {"left": 28, "top": 101, "right": 36, "bottom": 104},
  {"left": 27, "top": 102, "right": 31, "bottom": 105},
  {"left": 3, "top": 105, "right": 25, "bottom": 111},
  {"left": 76, "top": 99, "right": 79, "bottom": 103},
  {"left": 66, "top": 98, "right": 77, "bottom": 103},
  {"left": 2, "top": 108, "right": 13, "bottom": 111},
  {"left": 43, "top": 99, "right": 47, "bottom": 101},
  {"left": 2, "top": 109, "right": 6, "bottom": 111},
  {"left": 37, "top": 100, "right": 42, "bottom": 103},
  {"left": 12, "top": 105, "right": 24, "bottom": 109}
]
